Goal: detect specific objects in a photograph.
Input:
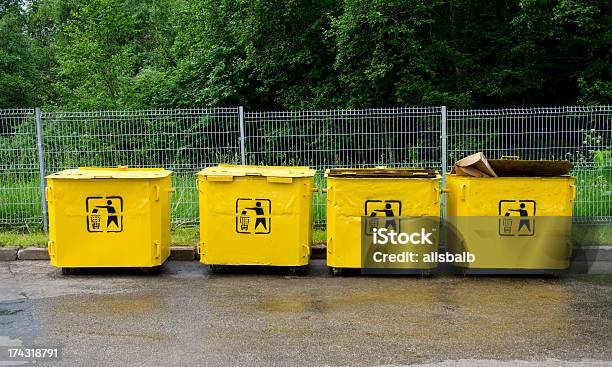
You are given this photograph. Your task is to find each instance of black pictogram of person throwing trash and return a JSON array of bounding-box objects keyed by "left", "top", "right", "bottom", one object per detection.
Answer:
[
  {"left": 370, "top": 203, "right": 397, "bottom": 231},
  {"left": 364, "top": 200, "right": 402, "bottom": 235},
  {"left": 236, "top": 198, "right": 271, "bottom": 234},
  {"left": 241, "top": 202, "right": 267, "bottom": 231},
  {"left": 92, "top": 200, "right": 120, "bottom": 229},
  {"left": 86, "top": 196, "right": 123, "bottom": 232},
  {"left": 499, "top": 200, "right": 535, "bottom": 236},
  {"left": 505, "top": 203, "right": 531, "bottom": 233}
]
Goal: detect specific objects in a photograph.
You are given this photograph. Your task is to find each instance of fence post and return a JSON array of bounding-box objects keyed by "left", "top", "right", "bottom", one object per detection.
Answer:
[
  {"left": 35, "top": 107, "right": 48, "bottom": 232},
  {"left": 238, "top": 106, "right": 246, "bottom": 165},
  {"left": 440, "top": 106, "right": 448, "bottom": 220}
]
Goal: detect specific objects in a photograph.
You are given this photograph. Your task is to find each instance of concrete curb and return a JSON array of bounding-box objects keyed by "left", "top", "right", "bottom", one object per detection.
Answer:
[
  {"left": 572, "top": 246, "right": 612, "bottom": 261},
  {"left": 17, "top": 247, "right": 50, "bottom": 260},
  {"left": 0, "top": 247, "right": 18, "bottom": 261},
  {"left": 168, "top": 246, "right": 196, "bottom": 261},
  {"left": 9, "top": 246, "right": 197, "bottom": 262},
  {"left": 568, "top": 261, "right": 612, "bottom": 275},
  {"left": 2, "top": 245, "right": 612, "bottom": 275}
]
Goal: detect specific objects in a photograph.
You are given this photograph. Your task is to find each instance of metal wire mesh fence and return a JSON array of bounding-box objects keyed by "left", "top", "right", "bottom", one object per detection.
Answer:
[
  {"left": 0, "top": 109, "right": 40, "bottom": 226},
  {"left": 447, "top": 106, "right": 612, "bottom": 223},
  {"left": 0, "top": 105, "right": 610, "bottom": 228},
  {"left": 41, "top": 108, "right": 241, "bottom": 225},
  {"left": 244, "top": 108, "right": 443, "bottom": 227}
]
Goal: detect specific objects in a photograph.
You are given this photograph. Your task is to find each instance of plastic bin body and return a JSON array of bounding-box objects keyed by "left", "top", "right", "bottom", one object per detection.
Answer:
[
  {"left": 326, "top": 169, "right": 441, "bottom": 270},
  {"left": 46, "top": 167, "right": 173, "bottom": 268},
  {"left": 197, "top": 165, "right": 315, "bottom": 267},
  {"left": 445, "top": 174, "right": 576, "bottom": 271}
]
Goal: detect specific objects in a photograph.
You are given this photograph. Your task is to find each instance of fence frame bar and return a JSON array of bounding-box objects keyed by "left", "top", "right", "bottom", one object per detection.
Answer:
[
  {"left": 34, "top": 107, "right": 48, "bottom": 232},
  {"left": 440, "top": 106, "right": 448, "bottom": 219},
  {"left": 238, "top": 106, "right": 246, "bottom": 165}
]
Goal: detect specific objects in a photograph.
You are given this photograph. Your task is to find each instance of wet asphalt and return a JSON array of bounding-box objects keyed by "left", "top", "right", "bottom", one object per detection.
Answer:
[{"left": 0, "top": 260, "right": 611, "bottom": 367}]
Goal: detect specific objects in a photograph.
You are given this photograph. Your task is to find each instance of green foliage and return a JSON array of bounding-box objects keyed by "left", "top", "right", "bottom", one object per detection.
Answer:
[
  {"left": 0, "top": 3, "right": 44, "bottom": 107},
  {"left": 0, "top": 0, "right": 609, "bottom": 109},
  {"left": 48, "top": 0, "right": 181, "bottom": 109}
]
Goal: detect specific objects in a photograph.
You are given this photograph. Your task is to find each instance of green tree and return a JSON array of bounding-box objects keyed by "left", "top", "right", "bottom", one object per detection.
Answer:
[
  {"left": 0, "top": 1, "right": 43, "bottom": 107},
  {"left": 508, "top": 0, "right": 611, "bottom": 105},
  {"left": 2, "top": 0, "right": 608, "bottom": 109},
  {"left": 330, "top": 0, "right": 537, "bottom": 108},
  {"left": 171, "top": 0, "right": 340, "bottom": 109},
  {"left": 49, "top": 0, "right": 181, "bottom": 109}
]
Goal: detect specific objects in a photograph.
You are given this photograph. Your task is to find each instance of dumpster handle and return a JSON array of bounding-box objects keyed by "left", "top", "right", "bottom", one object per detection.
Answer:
[
  {"left": 311, "top": 188, "right": 329, "bottom": 194},
  {"left": 47, "top": 240, "right": 54, "bottom": 258},
  {"left": 155, "top": 185, "right": 160, "bottom": 201},
  {"left": 570, "top": 184, "right": 577, "bottom": 201},
  {"left": 154, "top": 241, "right": 161, "bottom": 259},
  {"left": 45, "top": 186, "right": 52, "bottom": 202}
]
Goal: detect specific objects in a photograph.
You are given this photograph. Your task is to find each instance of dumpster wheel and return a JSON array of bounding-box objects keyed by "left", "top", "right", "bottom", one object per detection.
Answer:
[
  {"left": 288, "top": 265, "right": 308, "bottom": 276},
  {"left": 140, "top": 265, "right": 162, "bottom": 275},
  {"left": 329, "top": 267, "right": 343, "bottom": 276},
  {"left": 61, "top": 268, "right": 73, "bottom": 275},
  {"left": 208, "top": 265, "right": 223, "bottom": 273}
]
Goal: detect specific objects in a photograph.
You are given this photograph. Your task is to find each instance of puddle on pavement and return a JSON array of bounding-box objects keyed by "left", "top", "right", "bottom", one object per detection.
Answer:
[
  {"left": 54, "top": 294, "right": 164, "bottom": 316},
  {"left": 0, "top": 308, "right": 23, "bottom": 316},
  {"left": 79, "top": 329, "right": 167, "bottom": 341},
  {"left": 233, "top": 278, "right": 612, "bottom": 360},
  {"left": 14, "top": 270, "right": 611, "bottom": 363},
  {"left": 0, "top": 300, "right": 37, "bottom": 339}
]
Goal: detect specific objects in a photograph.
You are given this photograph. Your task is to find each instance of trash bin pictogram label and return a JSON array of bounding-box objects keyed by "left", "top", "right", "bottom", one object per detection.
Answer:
[
  {"left": 498, "top": 200, "right": 536, "bottom": 236},
  {"left": 86, "top": 196, "right": 123, "bottom": 233},
  {"left": 235, "top": 198, "right": 271, "bottom": 234},
  {"left": 364, "top": 200, "right": 401, "bottom": 235}
]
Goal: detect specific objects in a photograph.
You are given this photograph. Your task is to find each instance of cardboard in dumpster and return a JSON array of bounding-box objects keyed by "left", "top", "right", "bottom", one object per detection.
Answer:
[
  {"left": 452, "top": 152, "right": 573, "bottom": 177},
  {"left": 452, "top": 152, "right": 498, "bottom": 177},
  {"left": 489, "top": 159, "right": 573, "bottom": 177}
]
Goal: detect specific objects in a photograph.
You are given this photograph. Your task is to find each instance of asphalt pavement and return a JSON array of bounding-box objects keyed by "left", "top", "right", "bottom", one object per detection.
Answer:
[{"left": 0, "top": 260, "right": 611, "bottom": 366}]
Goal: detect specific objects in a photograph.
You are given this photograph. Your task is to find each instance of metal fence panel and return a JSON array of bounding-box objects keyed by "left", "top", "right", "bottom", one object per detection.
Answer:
[
  {"left": 244, "top": 108, "right": 443, "bottom": 227},
  {"left": 41, "top": 108, "right": 241, "bottom": 225},
  {"left": 1, "top": 106, "right": 610, "bottom": 228},
  {"left": 447, "top": 106, "right": 612, "bottom": 223},
  {"left": 0, "top": 109, "right": 40, "bottom": 226}
]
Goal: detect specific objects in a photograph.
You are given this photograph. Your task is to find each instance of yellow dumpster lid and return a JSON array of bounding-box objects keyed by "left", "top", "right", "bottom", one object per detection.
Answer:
[
  {"left": 325, "top": 167, "right": 438, "bottom": 178},
  {"left": 46, "top": 167, "right": 173, "bottom": 179},
  {"left": 197, "top": 165, "right": 316, "bottom": 178}
]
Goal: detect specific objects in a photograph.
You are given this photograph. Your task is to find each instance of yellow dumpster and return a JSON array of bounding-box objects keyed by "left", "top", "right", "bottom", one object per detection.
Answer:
[
  {"left": 197, "top": 165, "right": 316, "bottom": 273},
  {"left": 445, "top": 159, "right": 576, "bottom": 273},
  {"left": 325, "top": 168, "right": 441, "bottom": 275},
  {"left": 46, "top": 167, "right": 174, "bottom": 273}
]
